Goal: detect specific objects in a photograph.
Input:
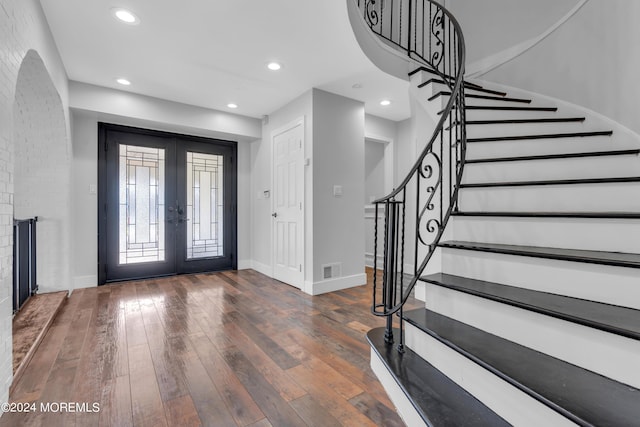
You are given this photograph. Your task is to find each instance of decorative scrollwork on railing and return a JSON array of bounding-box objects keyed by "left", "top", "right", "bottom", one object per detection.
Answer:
[
  {"left": 431, "top": 8, "right": 445, "bottom": 70},
  {"left": 356, "top": 0, "right": 466, "bottom": 353},
  {"left": 417, "top": 152, "right": 442, "bottom": 245},
  {"left": 365, "top": 0, "right": 379, "bottom": 27}
]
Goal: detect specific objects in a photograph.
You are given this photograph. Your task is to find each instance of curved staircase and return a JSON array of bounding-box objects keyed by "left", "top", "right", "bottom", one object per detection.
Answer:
[{"left": 351, "top": 1, "right": 640, "bottom": 425}]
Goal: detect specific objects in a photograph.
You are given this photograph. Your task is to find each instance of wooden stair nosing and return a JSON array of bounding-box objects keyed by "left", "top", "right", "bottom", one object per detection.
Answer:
[
  {"left": 429, "top": 92, "right": 530, "bottom": 103},
  {"left": 440, "top": 105, "right": 557, "bottom": 115},
  {"left": 463, "top": 149, "right": 640, "bottom": 164},
  {"left": 466, "top": 130, "right": 613, "bottom": 143},
  {"left": 465, "top": 117, "right": 585, "bottom": 125},
  {"left": 367, "top": 327, "right": 511, "bottom": 427},
  {"left": 403, "top": 308, "right": 640, "bottom": 427},
  {"left": 452, "top": 211, "right": 640, "bottom": 220},
  {"left": 466, "top": 105, "right": 557, "bottom": 111},
  {"left": 460, "top": 176, "right": 640, "bottom": 189},
  {"left": 418, "top": 78, "right": 486, "bottom": 91},
  {"left": 419, "top": 273, "right": 640, "bottom": 340},
  {"left": 438, "top": 240, "right": 640, "bottom": 269},
  {"left": 446, "top": 116, "right": 586, "bottom": 131}
]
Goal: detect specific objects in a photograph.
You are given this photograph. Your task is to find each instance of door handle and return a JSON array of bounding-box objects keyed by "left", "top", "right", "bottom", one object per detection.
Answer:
[{"left": 271, "top": 212, "right": 278, "bottom": 218}]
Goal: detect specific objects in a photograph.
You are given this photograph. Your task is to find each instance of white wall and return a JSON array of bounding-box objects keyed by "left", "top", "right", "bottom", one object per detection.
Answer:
[
  {"left": 14, "top": 51, "right": 71, "bottom": 294},
  {"left": 69, "top": 85, "right": 261, "bottom": 288},
  {"left": 0, "top": 0, "right": 70, "bottom": 406},
  {"left": 250, "top": 89, "right": 368, "bottom": 294},
  {"left": 365, "top": 140, "right": 385, "bottom": 204},
  {"left": 312, "top": 89, "right": 366, "bottom": 289},
  {"left": 482, "top": 0, "right": 640, "bottom": 137},
  {"left": 449, "top": 0, "right": 580, "bottom": 67}
]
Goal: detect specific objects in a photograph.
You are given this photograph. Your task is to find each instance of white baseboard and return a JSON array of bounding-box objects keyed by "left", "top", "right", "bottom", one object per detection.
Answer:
[
  {"left": 250, "top": 260, "right": 273, "bottom": 277},
  {"left": 237, "top": 259, "right": 253, "bottom": 270},
  {"left": 304, "top": 273, "right": 367, "bottom": 296},
  {"left": 73, "top": 275, "right": 97, "bottom": 289}
]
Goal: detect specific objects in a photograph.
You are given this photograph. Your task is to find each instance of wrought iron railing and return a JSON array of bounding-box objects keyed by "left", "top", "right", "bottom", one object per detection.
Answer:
[{"left": 356, "top": 0, "right": 466, "bottom": 352}]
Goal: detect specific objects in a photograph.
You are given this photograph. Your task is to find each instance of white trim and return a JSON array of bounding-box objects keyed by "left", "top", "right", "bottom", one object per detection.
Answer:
[
  {"left": 406, "top": 323, "right": 577, "bottom": 427},
  {"left": 466, "top": 0, "right": 590, "bottom": 78},
  {"left": 364, "top": 252, "right": 384, "bottom": 268},
  {"left": 250, "top": 260, "right": 273, "bottom": 278},
  {"left": 270, "top": 117, "right": 305, "bottom": 289},
  {"left": 73, "top": 275, "right": 97, "bottom": 289},
  {"left": 370, "top": 347, "right": 427, "bottom": 427},
  {"left": 303, "top": 273, "right": 367, "bottom": 296},
  {"left": 237, "top": 259, "right": 252, "bottom": 270}
]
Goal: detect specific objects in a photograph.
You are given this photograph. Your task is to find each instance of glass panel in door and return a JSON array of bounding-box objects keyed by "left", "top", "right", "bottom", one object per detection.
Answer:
[
  {"left": 186, "top": 151, "right": 224, "bottom": 259},
  {"left": 119, "top": 144, "right": 166, "bottom": 264}
]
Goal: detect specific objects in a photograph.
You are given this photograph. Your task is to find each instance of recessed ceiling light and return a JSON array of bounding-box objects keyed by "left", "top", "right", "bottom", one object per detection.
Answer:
[
  {"left": 267, "top": 62, "right": 282, "bottom": 71},
  {"left": 380, "top": 99, "right": 391, "bottom": 106},
  {"left": 111, "top": 8, "right": 140, "bottom": 25},
  {"left": 352, "top": 83, "right": 363, "bottom": 89},
  {"left": 116, "top": 78, "right": 131, "bottom": 86},
  {"left": 227, "top": 103, "right": 238, "bottom": 109}
]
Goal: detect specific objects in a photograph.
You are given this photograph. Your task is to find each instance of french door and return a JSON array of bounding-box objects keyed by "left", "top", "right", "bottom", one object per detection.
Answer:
[{"left": 98, "top": 123, "right": 237, "bottom": 283}]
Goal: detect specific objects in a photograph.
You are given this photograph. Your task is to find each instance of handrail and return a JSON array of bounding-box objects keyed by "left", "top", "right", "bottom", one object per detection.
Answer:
[{"left": 356, "top": 0, "right": 466, "bottom": 352}]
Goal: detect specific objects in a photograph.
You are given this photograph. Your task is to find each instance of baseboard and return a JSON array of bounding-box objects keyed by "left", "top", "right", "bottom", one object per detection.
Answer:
[
  {"left": 237, "top": 259, "right": 253, "bottom": 270},
  {"left": 250, "top": 260, "right": 273, "bottom": 277},
  {"left": 73, "top": 275, "right": 97, "bottom": 289},
  {"left": 304, "top": 273, "right": 367, "bottom": 296}
]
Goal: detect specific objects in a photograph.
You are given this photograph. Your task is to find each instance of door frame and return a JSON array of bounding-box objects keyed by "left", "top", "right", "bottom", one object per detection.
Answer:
[
  {"left": 97, "top": 122, "right": 237, "bottom": 284},
  {"left": 270, "top": 117, "right": 305, "bottom": 288}
]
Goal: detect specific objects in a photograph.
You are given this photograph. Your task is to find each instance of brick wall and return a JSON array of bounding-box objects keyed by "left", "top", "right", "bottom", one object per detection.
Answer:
[{"left": 0, "top": 0, "right": 69, "bottom": 405}]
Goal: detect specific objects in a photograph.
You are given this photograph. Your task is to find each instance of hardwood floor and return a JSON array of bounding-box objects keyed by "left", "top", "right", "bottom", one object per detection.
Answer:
[{"left": 1, "top": 269, "right": 417, "bottom": 427}]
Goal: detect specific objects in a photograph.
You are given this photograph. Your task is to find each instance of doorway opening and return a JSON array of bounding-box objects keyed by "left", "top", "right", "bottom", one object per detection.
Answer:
[{"left": 98, "top": 123, "right": 237, "bottom": 283}]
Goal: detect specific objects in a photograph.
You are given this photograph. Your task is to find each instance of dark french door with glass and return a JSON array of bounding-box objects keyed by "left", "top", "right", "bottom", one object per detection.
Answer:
[{"left": 98, "top": 123, "right": 237, "bottom": 283}]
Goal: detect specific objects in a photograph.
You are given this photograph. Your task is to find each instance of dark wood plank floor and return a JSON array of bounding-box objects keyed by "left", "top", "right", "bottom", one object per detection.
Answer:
[{"left": 1, "top": 269, "right": 417, "bottom": 427}]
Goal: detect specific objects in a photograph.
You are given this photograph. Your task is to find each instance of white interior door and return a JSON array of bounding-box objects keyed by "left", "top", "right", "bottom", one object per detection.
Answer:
[{"left": 272, "top": 121, "right": 304, "bottom": 288}]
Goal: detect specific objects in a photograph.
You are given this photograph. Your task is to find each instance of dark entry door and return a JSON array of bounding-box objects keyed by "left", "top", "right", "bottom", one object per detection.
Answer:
[{"left": 99, "top": 123, "right": 237, "bottom": 283}]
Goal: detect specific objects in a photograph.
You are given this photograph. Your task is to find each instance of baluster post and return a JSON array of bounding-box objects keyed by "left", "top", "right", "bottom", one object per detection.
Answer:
[{"left": 384, "top": 200, "right": 397, "bottom": 344}]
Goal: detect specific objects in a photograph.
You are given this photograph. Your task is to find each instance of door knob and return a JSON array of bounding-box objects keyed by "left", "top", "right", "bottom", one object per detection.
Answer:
[{"left": 271, "top": 212, "right": 278, "bottom": 218}]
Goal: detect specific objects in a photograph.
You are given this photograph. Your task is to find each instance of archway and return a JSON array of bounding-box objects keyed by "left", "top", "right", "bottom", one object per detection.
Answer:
[{"left": 13, "top": 50, "right": 71, "bottom": 293}]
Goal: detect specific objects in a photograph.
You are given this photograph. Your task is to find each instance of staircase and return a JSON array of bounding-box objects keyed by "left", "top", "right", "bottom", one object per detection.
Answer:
[{"left": 351, "top": 1, "right": 640, "bottom": 426}]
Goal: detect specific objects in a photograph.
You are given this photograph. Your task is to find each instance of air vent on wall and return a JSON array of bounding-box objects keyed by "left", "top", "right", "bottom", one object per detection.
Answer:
[{"left": 322, "top": 263, "right": 342, "bottom": 280}]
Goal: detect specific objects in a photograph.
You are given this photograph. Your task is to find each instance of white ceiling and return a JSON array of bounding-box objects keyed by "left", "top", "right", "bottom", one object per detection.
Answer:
[{"left": 39, "top": 0, "right": 410, "bottom": 122}]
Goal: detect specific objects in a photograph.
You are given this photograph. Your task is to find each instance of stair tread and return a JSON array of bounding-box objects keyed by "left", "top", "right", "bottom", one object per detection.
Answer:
[
  {"left": 452, "top": 211, "right": 640, "bottom": 219},
  {"left": 438, "top": 240, "right": 640, "bottom": 269},
  {"left": 464, "top": 149, "right": 640, "bottom": 164},
  {"left": 460, "top": 176, "right": 640, "bottom": 188},
  {"left": 467, "top": 130, "right": 613, "bottom": 143},
  {"left": 419, "top": 273, "right": 640, "bottom": 339},
  {"left": 466, "top": 117, "right": 585, "bottom": 125},
  {"left": 403, "top": 308, "right": 640, "bottom": 427},
  {"left": 430, "top": 92, "right": 528, "bottom": 103},
  {"left": 367, "top": 327, "right": 510, "bottom": 427},
  {"left": 466, "top": 105, "right": 556, "bottom": 111}
]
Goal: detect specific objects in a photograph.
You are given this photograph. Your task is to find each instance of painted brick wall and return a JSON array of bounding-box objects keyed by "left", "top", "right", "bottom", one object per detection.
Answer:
[{"left": 0, "top": 0, "right": 69, "bottom": 406}]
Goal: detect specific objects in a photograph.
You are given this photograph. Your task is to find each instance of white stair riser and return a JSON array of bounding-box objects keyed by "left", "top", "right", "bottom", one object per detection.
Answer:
[
  {"left": 370, "top": 349, "right": 427, "bottom": 427},
  {"left": 463, "top": 155, "right": 640, "bottom": 183},
  {"left": 466, "top": 137, "right": 633, "bottom": 158},
  {"left": 466, "top": 122, "right": 590, "bottom": 139},
  {"left": 404, "top": 322, "right": 578, "bottom": 427},
  {"left": 459, "top": 183, "right": 640, "bottom": 212},
  {"left": 465, "top": 109, "right": 560, "bottom": 121},
  {"left": 423, "top": 283, "right": 640, "bottom": 389},
  {"left": 450, "top": 216, "right": 640, "bottom": 254},
  {"left": 441, "top": 248, "right": 640, "bottom": 310}
]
